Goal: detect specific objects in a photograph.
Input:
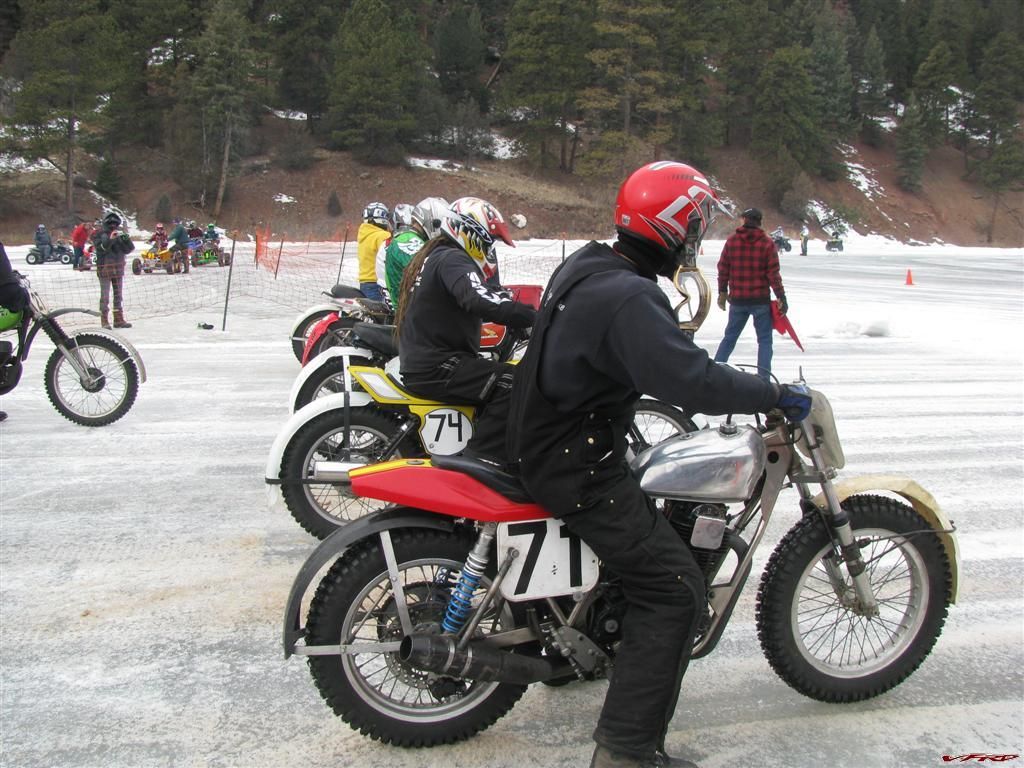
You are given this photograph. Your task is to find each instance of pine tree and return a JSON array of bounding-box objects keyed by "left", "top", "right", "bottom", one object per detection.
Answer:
[
  {"left": 155, "top": 194, "right": 173, "bottom": 224},
  {"left": 191, "top": 0, "right": 259, "bottom": 218},
  {"left": 857, "top": 26, "right": 889, "bottom": 147},
  {"left": 327, "top": 0, "right": 431, "bottom": 163},
  {"left": 751, "top": 47, "right": 823, "bottom": 177},
  {"left": 326, "top": 190, "right": 342, "bottom": 217},
  {"left": 977, "top": 138, "right": 1024, "bottom": 243},
  {"left": 895, "top": 93, "right": 928, "bottom": 192},
  {"left": 914, "top": 42, "right": 960, "bottom": 145},
  {"left": 4, "top": 0, "right": 120, "bottom": 214},
  {"left": 968, "top": 31, "right": 1024, "bottom": 151},
  {"left": 502, "top": 0, "right": 594, "bottom": 171},
  {"left": 272, "top": 0, "right": 345, "bottom": 127},
  {"left": 434, "top": 2, "right": 488, "bottom": 110},
  {"left": 809, "top": 0, "right": 855, "bottom": 150},
  {"left": 714, "top": 0, "right": 775, "bottom": 147},
  {"left": 95, "top": 158, "right": 121, "bottom": 201}
]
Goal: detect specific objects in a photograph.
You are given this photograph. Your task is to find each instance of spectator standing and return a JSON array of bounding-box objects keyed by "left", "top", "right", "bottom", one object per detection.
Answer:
[
  {"left": 70, "top": 221, "right": 91, "bottom": 270},
  {"left": 91, "top": 212, "right": 134, "bottom": 329},
  {"left": 713, "top": 207, "right": 787, "bottom": 380},
  {"left": 800, "top": 224, "right": 809, "bottom": 256}
]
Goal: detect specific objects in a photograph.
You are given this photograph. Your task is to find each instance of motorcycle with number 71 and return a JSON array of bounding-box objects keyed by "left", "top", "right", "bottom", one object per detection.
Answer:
[{"left": 281, "top": 265, "right": 959, "bottom": 748}]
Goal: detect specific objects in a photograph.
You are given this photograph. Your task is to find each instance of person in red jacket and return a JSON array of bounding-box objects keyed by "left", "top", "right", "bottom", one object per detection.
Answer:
[
  {"left": 713, "top": 207, "right": 787, "bottom": 380},
  {"left": 70, "top": 221, "right": 91, "bottom": 270}
]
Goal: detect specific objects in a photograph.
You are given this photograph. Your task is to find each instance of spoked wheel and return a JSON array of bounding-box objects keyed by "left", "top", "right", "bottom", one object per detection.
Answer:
[
  {"left": 306, "top": 528, "right": 526, "bottom": 746},
  {"left": 281, "top": 407, "right": 414, "bottom": 538},
  {"left": 291, "top": 310, "right": 335, "bottom": 362},
  {"left": 307, "top": 316, "right": 360, "bottom": 360},
  {"left": 629, "top": 398, "right": 697, "bottom": 452},
  {"left": 44, "top": 333, "right": 140, "bottom": 426},
  {"left": 756, "top": 494, "right": 951, "bottom": 702}
]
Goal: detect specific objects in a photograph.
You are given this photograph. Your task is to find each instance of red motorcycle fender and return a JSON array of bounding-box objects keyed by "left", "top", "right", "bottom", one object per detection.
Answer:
[
  {"left": 301, "top": 311, "right": 340, "bottom": 365},
  {"left": 283, "top": 507, "right": 458, "bottom": 658}
]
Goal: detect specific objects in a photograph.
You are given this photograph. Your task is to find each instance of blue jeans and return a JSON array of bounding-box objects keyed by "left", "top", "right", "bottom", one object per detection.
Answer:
[
  {"left": 359, "top": 282, "right": 383, "bottom": 302},
  {"left": 714, "top": 302, "right": 773, "bottom": 380}
]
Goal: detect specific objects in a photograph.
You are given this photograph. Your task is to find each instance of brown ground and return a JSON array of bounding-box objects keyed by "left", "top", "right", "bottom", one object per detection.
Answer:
[{"left": 2, "top": 115, "right": 1021, "bottom": 247}]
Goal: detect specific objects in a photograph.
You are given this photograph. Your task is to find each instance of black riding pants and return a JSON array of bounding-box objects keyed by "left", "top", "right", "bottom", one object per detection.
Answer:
[
  {"left": 555, "top": 462, "right": 706, "bottom": 761},
  {"left": 401, "top": 355, "right": 515, "bottom": 465}
]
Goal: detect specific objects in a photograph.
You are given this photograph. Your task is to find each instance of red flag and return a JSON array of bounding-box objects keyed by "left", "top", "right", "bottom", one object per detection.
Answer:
[{"left": 771, "top": 300, "right": 804, "bottom": 351}]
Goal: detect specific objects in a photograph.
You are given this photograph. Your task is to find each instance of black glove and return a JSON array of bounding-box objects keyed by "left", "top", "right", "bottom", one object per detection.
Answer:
[
  {"left": 777, "top": 295, "right": 788, "bottom": 315},
  {"left": 776, "top": 383, "right": 812, "bottom": 422}
]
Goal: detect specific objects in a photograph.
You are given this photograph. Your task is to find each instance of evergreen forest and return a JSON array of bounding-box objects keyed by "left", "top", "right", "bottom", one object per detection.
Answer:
[{"left": 1, "top": 0, "right": 1021, "bottom": 227}]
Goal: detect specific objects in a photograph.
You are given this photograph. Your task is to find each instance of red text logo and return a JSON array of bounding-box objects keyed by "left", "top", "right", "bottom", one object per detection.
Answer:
[{"left": 942, "top": 756, "right": 1020, "bottom": 763}]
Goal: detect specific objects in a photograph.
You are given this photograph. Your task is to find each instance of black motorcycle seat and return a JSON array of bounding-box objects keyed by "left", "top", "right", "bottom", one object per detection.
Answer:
[
  {"left": 327, "top": 284, "right": 364, "bottom": 299},
  {"left": 431, "top": 453, "right": 534, "bottom": 504},
  {"left": 353, "top": 323, "right": 399, "bottom": 358}
]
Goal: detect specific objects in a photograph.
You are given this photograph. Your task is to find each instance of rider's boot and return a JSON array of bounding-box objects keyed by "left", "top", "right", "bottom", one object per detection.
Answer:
[
  {"left": 590, "top": 746, "right": 700, "bottom": 768},
  {"left": 113, "top": 310, "right": 132, "bottom": 329},
  {"left": 100, "top": 311, "right": 111, "bottom": 329}
]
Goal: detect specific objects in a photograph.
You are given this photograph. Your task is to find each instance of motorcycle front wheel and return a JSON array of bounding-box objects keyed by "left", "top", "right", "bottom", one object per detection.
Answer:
[
  {"left": 306, "top": 527, "right": 526, "bottom": 746},
  {"left": 281, "top": 406, "right": 414, "bottom": 538},
  {"left": 755, "top": 494, "right": 951, "bottom": 702},
  {"left": 629, "top": 399, "right": 697, "bottom": 452},
  {"left": 44, "top": 333, "right": 140, "bottom": 426},
  {"left": 293, "top": 356, "right": 357, "bottom": 411},
  {"left": 291, "top": 309, "right": 335, "bottom": 362},
  {"left": 307, "top": 316, "right": 360, "bottom": 360}
]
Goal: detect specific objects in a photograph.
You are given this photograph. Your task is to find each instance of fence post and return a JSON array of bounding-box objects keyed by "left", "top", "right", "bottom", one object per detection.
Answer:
[
  {"left": 221, "top": 236, "right": 238, "bottom": 332},
  {"left": 335, "top": 224, "right": 351, "bottom": 285},
  {"left": 274, "top": 237, "right": 285, "bottom": 279},
  {"left": 561, "top": 232, "right": 566, "bottom": 263}
]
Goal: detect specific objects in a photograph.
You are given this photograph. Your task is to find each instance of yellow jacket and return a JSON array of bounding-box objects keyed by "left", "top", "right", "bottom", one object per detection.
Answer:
[{"left": 357, "top": 222, "right": 391, "bottom": 283}]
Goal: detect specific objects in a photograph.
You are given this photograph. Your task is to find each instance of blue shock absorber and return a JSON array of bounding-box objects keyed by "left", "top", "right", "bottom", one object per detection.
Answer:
[{"left": 442, "top": 524, "right": 496, "bottom": 635}]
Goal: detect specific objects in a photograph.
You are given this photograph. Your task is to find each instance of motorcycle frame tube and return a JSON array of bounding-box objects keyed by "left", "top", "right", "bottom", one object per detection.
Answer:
[
  {"left": 288, "top": 346, "right": 374, "bottom": 412},
  {"left": 282, "top": 506, "right": 458, "bottom": 657},
  {"left": 811, "top": 475, "right": 960, "bottom": 603}
]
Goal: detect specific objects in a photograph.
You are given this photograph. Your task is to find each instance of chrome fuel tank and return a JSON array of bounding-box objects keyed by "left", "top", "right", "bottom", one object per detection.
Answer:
[{"left": 630, "top": 425, "right": 766, "bottom": 503}]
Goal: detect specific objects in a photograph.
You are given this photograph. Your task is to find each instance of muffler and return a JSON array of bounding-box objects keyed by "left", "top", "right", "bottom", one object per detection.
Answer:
[{"left": 399, "top": 634, "right": 564, "bottom": 685}]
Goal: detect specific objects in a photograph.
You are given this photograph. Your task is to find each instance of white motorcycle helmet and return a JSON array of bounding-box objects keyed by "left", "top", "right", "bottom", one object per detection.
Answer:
[
  {"left": 440, "top": 197, "right": 514, "bottom": 278},
  {"left": 391, "top": 203, "right": 415, "bottom": 231},
  {"left": 411, "top": 197, "right": 450, "bottom": 240}
]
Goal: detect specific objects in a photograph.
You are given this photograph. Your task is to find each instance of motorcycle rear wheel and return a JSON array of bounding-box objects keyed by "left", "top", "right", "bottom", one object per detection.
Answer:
[
  {"left": 306, "top": 528, "right": 526, "bottom": 746},
  {"left": 44, "top": 333, "right": 140, "bottom": 426},
  {"left": 755, "top": 494, "right": 950, "bottom": 702},
  {"left": 281, "top": 406, "right": 414, "bottom": 538}
]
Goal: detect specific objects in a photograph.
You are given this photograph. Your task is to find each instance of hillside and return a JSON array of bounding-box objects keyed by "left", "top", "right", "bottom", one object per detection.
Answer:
[{"left": 1, "top": 115, "right": 1021, "bottom": 248}]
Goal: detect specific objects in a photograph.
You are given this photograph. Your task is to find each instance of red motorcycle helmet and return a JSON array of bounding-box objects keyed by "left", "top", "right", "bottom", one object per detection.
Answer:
[{"left": 615, "top": 161, "right": 721, "bottom": 269}]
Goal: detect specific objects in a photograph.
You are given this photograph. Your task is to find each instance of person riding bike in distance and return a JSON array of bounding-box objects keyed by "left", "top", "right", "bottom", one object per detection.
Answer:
[
  {"left": 396, "top": 196, "right": 535, "bottom": 467},
  {"left": 507, "top": 161, "right": 812, "bottom": 768}
]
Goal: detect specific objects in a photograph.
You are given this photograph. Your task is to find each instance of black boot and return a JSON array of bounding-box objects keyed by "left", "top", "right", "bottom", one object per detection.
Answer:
[{"left": 590, "top": 746, "right": 700, "bottom": 768}]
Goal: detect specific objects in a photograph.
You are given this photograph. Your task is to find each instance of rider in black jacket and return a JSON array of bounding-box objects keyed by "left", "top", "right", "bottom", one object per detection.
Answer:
[
  {"left": 508, "top": 162, "right": 811, "bottom": 768},
  {"left": 397, "top": 196, "right": 535, "bottom": 465}
]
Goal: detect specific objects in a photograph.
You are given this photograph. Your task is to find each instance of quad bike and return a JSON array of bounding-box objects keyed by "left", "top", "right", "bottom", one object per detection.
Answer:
[
  {"left": 0, "top": 272, "right": 146, "bottom": 426},
  {"left": 132, "top": 244, "right": 188, "bottom": 275},
  {"left": 770, "top": 227, "right": 792, "bottom": 252},
  {"left": 26, "top": 240, "right": 74, "bottom": 265},
  {"left": 191, "top": 238, "right": 231, "bottom": 267},
  {"left": 826, "top": 234, "right": 845, "bottom": 252},
  {"left": 282, "top": 378, "right": 959, "bottom": 746}
]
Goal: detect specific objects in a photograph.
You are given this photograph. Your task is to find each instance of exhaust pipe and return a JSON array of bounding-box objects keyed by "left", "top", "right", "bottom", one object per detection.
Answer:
[{"left": 400, "top": 634, "right": 565, "bottom": 685}]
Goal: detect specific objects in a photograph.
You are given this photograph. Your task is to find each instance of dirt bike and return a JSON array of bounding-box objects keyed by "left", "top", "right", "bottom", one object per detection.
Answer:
[
  {"left": 771, "top": 228, "right": 792, "bottom": 252},
  {"left": 26, "top": 241, "right": 74, "bottom": 265},
  {"left": 0, "top": 272, "right": 146, "bottom": 426},
  {"left": 290, "top": 284, "right": 393, "bottom": 363},
  {"left": 281, "top": 380, "right": 959, "bottom": 747}
]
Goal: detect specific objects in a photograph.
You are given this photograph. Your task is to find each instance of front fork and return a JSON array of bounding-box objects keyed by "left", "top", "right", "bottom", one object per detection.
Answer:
[
  {"left": 794, "top": 419, "right": 879, "bottom": 617},
  {"left": 38, "top": 316, "right": 100, "bottom": 387}
]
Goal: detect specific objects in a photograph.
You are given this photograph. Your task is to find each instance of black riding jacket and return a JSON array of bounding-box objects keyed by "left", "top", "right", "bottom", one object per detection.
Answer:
[
  {"left": 509, "top": 240, "right": 778, "bottom": 516},
  {"left": 398, "top": 242, "right": 535, "bottom": 376}
]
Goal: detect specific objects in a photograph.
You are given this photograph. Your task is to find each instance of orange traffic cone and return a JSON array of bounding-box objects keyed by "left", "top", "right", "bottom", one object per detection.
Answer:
[{"left": 905, "top": 269, "right": 914, "bottom": 285}]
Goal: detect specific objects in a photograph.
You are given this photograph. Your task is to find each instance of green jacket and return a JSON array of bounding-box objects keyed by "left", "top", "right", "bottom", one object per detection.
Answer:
[{"left": 385, "top": 230, "right": 426, "bottom": 312}]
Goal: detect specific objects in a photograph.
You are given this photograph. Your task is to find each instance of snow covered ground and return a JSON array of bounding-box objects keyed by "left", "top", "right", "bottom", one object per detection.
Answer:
[{"left": 0, "top": 235, "right": 1022, "bottom": 768}]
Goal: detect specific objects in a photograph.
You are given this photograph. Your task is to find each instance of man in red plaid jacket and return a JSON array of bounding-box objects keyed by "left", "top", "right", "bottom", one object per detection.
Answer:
[{"left": 713, "top": 208, "right": 787, "bottom": 380}]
